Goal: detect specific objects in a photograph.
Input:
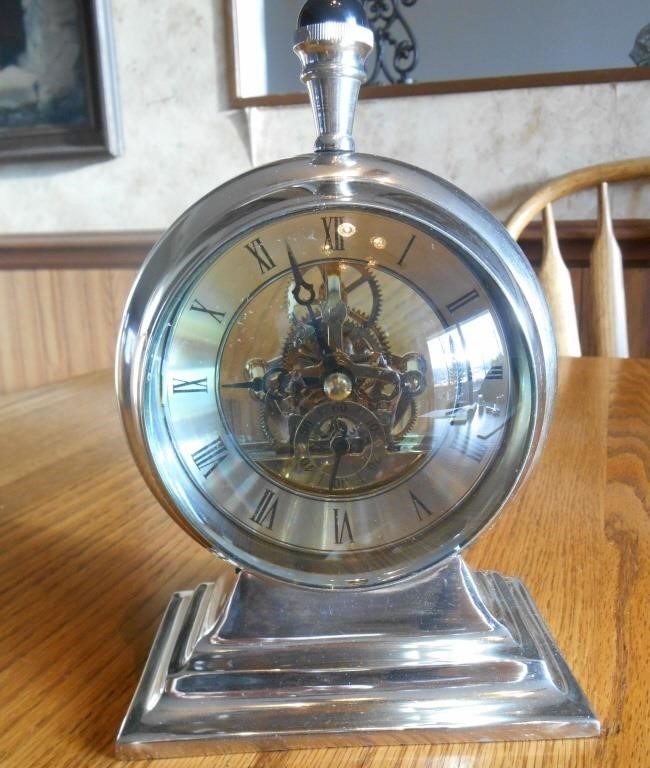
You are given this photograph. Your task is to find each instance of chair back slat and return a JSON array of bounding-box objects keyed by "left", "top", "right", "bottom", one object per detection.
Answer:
[
  {"left": 506, "top": 156, "right": 649, "bottom": 357},
  {"left": 538, "top": 204, "right": 581, "bottom": 357},
  {"left": 591, "top": 183, "right": 629, "bottom": 357}
]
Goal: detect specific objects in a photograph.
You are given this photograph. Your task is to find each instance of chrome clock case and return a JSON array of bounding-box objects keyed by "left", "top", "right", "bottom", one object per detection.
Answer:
[{"left": 115, "top": 0, "right": 598, "bottom": 757}]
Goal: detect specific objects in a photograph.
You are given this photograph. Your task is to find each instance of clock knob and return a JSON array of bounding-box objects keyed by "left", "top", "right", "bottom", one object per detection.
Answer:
[{"left": 294, "top": 0, "right": 374, "bottom": 153}]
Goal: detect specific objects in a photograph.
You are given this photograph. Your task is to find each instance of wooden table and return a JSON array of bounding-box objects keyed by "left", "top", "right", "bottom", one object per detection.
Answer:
[{"left": 1, "top": 357, "right": 648, "bottom": 767}]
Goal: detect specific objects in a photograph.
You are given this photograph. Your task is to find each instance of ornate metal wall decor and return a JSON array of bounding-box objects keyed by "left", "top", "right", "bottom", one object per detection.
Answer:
[
  {"left": 363, "top": 0, "right": 419, "bottom": 84},
  {"left": 630, "top": 23, "right": 650, "bottom": 67}
]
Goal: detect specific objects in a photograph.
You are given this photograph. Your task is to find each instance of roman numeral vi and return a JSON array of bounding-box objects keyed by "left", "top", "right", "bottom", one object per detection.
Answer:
[{"left": 333, "top": 508, "right": 354, "bottom": 544}]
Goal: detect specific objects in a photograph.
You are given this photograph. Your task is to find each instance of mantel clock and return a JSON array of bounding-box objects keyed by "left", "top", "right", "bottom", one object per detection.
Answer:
[{"left": 116, "top": 0, "right": 599, "bottom": 756}]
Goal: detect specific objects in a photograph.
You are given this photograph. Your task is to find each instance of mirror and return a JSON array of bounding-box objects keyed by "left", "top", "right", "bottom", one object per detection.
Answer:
[{"left": 225, "top": 0, "right": 650, "bottom": 107}]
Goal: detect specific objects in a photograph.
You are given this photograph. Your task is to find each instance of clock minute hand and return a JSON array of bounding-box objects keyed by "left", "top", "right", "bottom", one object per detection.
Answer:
[
  {"left": 328, "top": 420, "right": 349, "bottom": 491},
  {"left": 323, "top": 266, "right": 347, "bottom": 353}
]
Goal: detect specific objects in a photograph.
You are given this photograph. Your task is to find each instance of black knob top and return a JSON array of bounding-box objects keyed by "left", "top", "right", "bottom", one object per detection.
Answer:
[{"left": 298, "top": 0, "right": 369, "bottom": 29}]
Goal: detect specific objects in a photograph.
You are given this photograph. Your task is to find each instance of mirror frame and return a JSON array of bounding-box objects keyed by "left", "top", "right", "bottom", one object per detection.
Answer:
[{"left": 224, "top": 0, "right": 650, "bottom": 109}]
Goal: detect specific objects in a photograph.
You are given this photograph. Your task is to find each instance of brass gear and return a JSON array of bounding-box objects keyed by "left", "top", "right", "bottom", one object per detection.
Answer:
[
  {"left": 280, "top": 314, "right": 392, "bottom": 370},
  {"left": 260, "top": 388, "right": 322, "bottom": 447},
  {"left": 392, "top": 394, "right": 418, "bottom": 440},
  {"left": 264, "top": 290, "right": 410, "bottom": 447},
  {"left": 346, "top": 314, "right": 392, "bottom": 360}
]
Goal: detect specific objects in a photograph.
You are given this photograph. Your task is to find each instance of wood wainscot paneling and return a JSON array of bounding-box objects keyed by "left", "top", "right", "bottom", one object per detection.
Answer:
[
  {"left": 0, "top": 232, "right": 156, "bottom": 395},
  {"left": 0, "top": 223, "right": 648, "bottom": 395}
]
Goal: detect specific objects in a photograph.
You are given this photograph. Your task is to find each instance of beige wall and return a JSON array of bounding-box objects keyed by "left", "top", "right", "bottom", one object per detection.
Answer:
[
  {"left": 0, "top": 0, "right": 648, "bottom": 234},
  {"left": 0, "top": 0, "right": 252, "bottom": 234},
  {"left": 251, "top": 83, "right": 650, "bottom": 221}
]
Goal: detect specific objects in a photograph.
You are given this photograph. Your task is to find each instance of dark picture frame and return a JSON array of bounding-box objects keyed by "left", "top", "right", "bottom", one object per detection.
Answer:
[{"left": 0, "top": 0, "right": 123, "bottom": 162}]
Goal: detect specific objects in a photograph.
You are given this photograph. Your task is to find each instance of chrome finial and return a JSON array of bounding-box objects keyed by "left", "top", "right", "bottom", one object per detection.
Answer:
[{"left": 294, "top": 0, "right": 374, "bottom": 153}]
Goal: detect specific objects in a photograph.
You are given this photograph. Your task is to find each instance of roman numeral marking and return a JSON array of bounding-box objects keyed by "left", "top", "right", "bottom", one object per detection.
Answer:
[
  {"left": 245, "top": 238, "right": 275, "bottom": 273},
  {"left": 190, "top": 299, "right": 226, "bottom": 324},
  {"left": 397, "top": 234, "right": 416, "bottom": 266},
  {"left": 172, "top": 377, "right": 208, "bottom": 394},
  {"left": 446, "top": 289, "right": 479, "bottom": 314},
  {"left": 450, "top": 432, "right": 487, "bottom": 463},
  {"left": 250, "top": 489, "right": 278, "bottom": 530},
  {"left": 192, "top": 437, "right": 228, "bottom": 478},
  {"left": 333, "top": 508, "right": 354, "bottom": 544},
  {"left": 409, "top": 490, "right": 433, "bottom": 522},
  {"left": 322, "top": 217, "right": 345, "bottom": 251}
]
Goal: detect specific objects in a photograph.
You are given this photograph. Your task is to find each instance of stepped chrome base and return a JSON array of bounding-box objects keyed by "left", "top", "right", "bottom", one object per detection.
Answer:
[{"left": 116, "top": 557, "right": 599, "bottom": 759}]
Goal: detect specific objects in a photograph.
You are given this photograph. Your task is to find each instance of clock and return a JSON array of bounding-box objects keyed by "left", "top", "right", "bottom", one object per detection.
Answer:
[
  {"left": 116, "top": 0, "right": 598, "bottom": 756},
  {"left": 125, "top": 200, "right": 549, "bottom": 589}
]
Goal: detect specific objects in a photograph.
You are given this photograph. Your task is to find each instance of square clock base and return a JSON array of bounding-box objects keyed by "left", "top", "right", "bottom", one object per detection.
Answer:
[{"left": 116, "top": 557, "right": 599, "bottom": 759}]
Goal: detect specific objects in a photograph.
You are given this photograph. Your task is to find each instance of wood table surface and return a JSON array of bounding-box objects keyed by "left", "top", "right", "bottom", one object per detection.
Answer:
[{"left": 1, "top": 357, "right": 648, "bottom": 767}]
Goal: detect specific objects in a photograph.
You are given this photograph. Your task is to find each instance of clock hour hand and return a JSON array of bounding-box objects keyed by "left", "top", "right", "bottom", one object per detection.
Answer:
[
  {"left": 286, "top": 241, "right": 331, "bottom": 357},
  {"left": 287, "top": 242, "right": 317, "bottom": 318}
]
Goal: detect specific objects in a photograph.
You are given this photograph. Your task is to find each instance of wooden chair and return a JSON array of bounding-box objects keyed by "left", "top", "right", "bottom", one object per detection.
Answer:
[{"left": 506, "top": 157, "right": 650, "bottom": 357}]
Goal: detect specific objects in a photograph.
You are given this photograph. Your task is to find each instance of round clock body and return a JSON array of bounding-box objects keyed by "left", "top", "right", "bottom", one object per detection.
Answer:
[{"left": 117, "top": 152, "right": 556, "bottom": 589}]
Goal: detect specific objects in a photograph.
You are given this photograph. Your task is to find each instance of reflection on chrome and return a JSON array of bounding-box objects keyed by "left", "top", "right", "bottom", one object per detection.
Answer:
[
  {"left": 117, "top": 558, "right": 599, "bottom": 756},
  {"left": 427, "top": 310, "right": 506, "bottom": 414}
]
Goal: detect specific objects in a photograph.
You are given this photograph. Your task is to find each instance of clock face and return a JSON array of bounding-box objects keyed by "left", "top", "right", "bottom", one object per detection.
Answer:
[{"left": 147, "top": 206, "right": 536, "bottom": 586}]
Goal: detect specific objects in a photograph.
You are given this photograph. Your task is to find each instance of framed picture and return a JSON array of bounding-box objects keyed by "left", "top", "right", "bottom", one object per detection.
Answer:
[
  {"left": 225, "top": 0, "right": 650, "bottom": 107},
  {"left": 0, "top": 0, "right": 122, "bottom": 161}
]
